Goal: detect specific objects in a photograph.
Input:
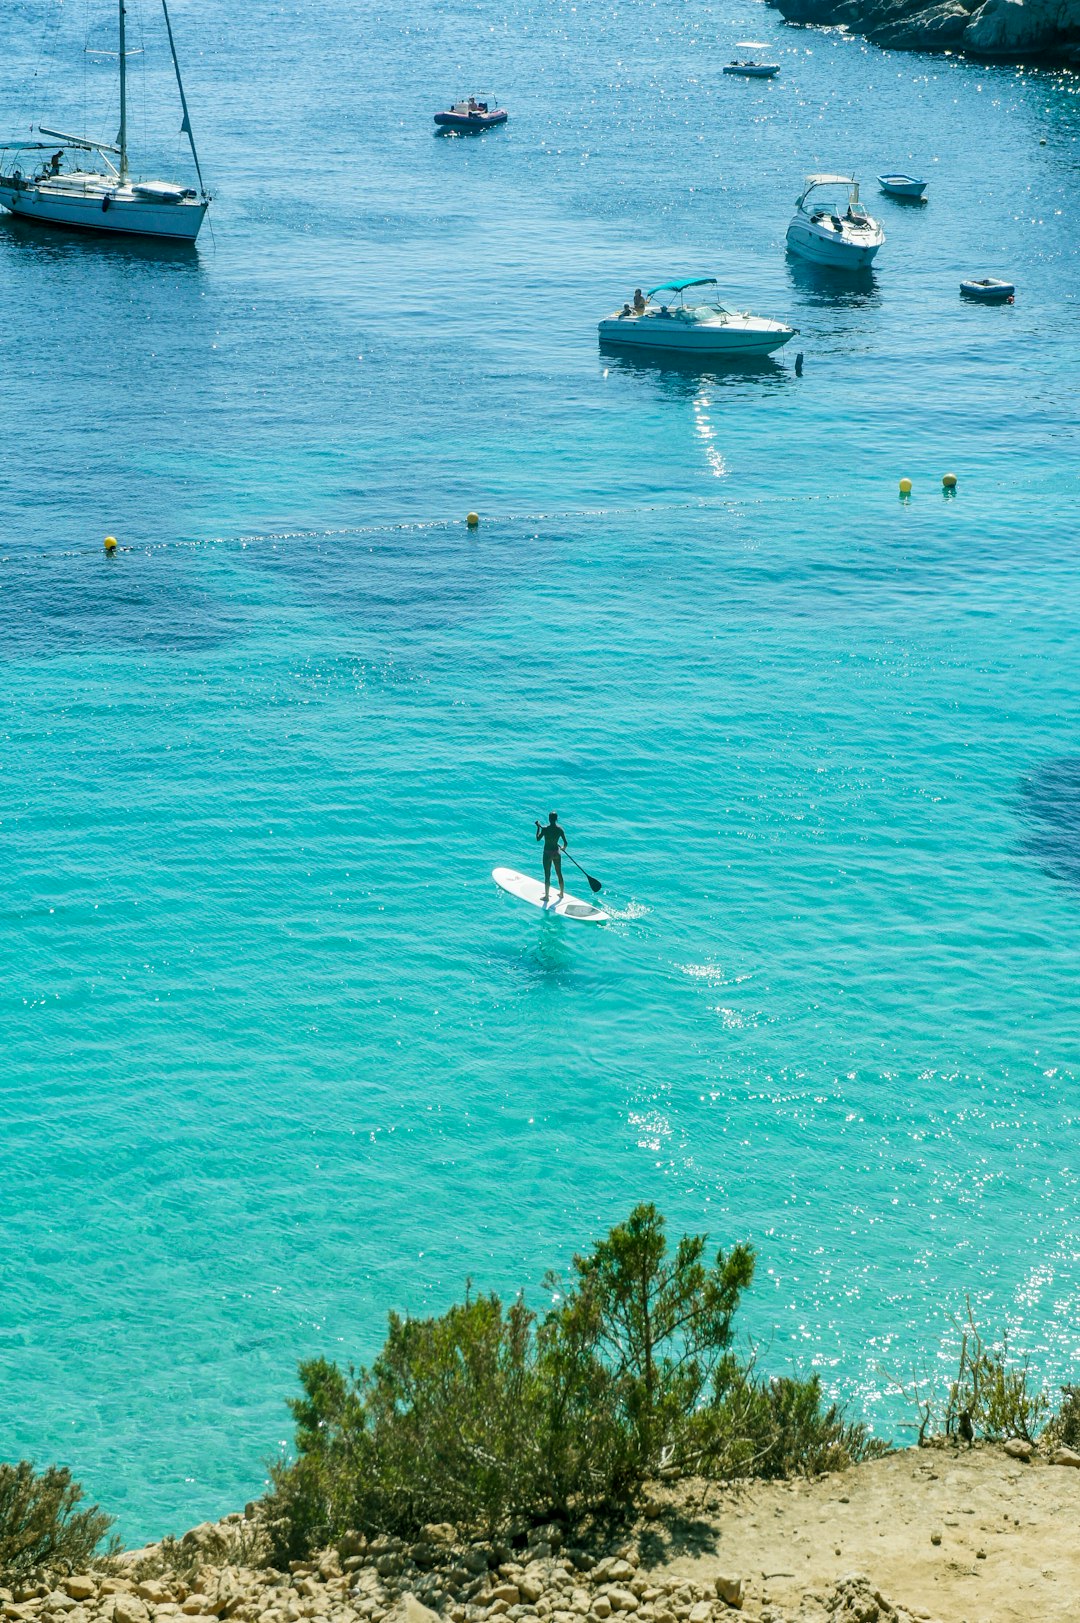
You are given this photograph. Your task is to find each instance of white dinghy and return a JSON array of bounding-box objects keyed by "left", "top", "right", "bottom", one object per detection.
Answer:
[{"left": 786, "top": 175, "right": 884, "bottom": 269}]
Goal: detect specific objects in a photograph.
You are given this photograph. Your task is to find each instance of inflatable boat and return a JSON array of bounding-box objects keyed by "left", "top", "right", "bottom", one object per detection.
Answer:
[
  {"left": 960, "top": 278, "right": 1015, "bottom": 302},
  {"left": 434, "top": 100, "right": 508, "bottom": 132}
]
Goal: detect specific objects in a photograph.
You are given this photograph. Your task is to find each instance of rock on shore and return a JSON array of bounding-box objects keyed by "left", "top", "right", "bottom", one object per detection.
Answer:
[{"left": 766, "top": 0, "right": 1080, "bottom": 61}]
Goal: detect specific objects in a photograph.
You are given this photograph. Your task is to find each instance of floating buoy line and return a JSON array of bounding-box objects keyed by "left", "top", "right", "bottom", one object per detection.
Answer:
[{"left": 0, "top": 494, "right": 861, "bottom": 565}]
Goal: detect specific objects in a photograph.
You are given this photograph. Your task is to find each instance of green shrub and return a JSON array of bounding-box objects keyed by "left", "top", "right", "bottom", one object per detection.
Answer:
[
  {"left": 888, "top": 1302, "right": 1052, "bottom": 1445},
  {"left": 264, "top": 1288, "right": 633, "bottom": 1561},
  {"left": 0, "top": 1462, "right": 116, "bottom": 1583},
  {"left": 1045, "top": 1385, "right": 1080, "bottom": 1451},
  {"left": 130, "top": 1535, "right": 202, "bottom": 1586},
  {"left": 691, "top": 1360, "right": 888, "bottom": 1479},
  {"left": 266, "top": 1204, "right": 883, "bottom": 1559},
  {"left": 553, "top": 1202, "right": 755, "bottom": 1474}
]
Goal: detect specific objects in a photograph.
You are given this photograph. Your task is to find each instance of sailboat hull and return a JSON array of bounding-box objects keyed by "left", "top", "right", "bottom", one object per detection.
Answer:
[{"left": 0, "top": 181, "right": 206, "bottom": 241}]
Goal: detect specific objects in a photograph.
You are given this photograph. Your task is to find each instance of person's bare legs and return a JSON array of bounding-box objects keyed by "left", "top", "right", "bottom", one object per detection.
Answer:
[
  {"left": 553, "top": 851, "right": 564, "bottom": 899},
  {"left": 543, "top": 852, "right": 552, "bottom": 905}
]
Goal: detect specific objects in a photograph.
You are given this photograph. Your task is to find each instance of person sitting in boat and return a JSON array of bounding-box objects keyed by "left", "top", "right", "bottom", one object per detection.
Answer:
[
  {"left": 633, "top": 288, "right": 646, "bottom": 313},
  {"left": 621, "top": 303, "right": 632, "bottom": 317}
]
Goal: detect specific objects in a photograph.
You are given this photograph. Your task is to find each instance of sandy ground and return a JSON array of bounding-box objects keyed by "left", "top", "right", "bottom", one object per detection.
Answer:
[{"left": 645, "top": 1444, "right": 1080, "bottom": 1622}]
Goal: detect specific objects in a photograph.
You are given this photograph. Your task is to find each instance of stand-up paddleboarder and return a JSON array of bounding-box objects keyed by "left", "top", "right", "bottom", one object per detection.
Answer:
[{"left": 535, "top": 812, "right": 567, "bottom": 904}]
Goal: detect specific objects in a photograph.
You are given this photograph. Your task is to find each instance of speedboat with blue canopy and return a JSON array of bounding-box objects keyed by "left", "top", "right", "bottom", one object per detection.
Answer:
[
  {"left": 598, "top": 279, "right": 795, "bottom": 357},
  {"left": 786, "top": 175, "right": 883, "bottom": 269}
]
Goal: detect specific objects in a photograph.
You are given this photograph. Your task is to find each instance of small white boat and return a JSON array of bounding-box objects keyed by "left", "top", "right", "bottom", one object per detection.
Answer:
[
  {"left": 878, "top": 173, "right": 928, "bottom": 199},
  {"left": 960, "top": 277, "right": 1015, "bottom": 303},
  {"left": 598, "top": 279, "right": 795, "bottom": 358},
  {"left": 0, "top": 0, "right": 209, "bottom": 242},
  {"left": 724, "top": 43, "right": 780, "bottom": 76},
  {"left": 786, "top": 175, "right": 884, "bottom": 269}
]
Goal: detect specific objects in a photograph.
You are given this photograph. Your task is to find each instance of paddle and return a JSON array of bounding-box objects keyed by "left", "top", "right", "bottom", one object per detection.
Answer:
[{"left": 562, "top": 849, "right": 602, "bottom": 894}]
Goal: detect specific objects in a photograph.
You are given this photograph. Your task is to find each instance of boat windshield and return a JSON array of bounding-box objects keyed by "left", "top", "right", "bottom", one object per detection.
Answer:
[{"left": 640, "top": 298, "right": 737, "bottom": 322}]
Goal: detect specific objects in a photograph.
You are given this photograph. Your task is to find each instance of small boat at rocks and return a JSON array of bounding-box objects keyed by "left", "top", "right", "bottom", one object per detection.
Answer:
[
  {"left": 598, "top": 279, "right": 795, "bottom": 358},
  {"left": 786, "top": 175, "right": 884, "bottom": 269},
  {"left": 960, "top": 278, "right": 1015, "bottom": 302},
  {"left": 878, "top": 173, "right": 928, "bottom": 199},
  {"left": 434, "top": 99, "right": 507, "bottom": 132},
  {"left": 723, "top": 61, "right": 780, "bottom": 78}
]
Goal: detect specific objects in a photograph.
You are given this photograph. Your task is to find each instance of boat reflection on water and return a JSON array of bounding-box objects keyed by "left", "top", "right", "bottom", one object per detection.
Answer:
[
  {"left": 784, "top": 253, "right": 881, "bottom": 311},
  {"left": 599, "top": 342, "right": 792, "bottom": 400},
  {"left": 0, "top": 209, "right": 202, "bottom": 270}
]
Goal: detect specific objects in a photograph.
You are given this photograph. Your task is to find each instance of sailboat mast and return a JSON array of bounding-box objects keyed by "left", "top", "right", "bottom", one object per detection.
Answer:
[
  {"left": 161, "top": 0, "right": 207, "bottom": 196},
  {"left": 117, "top": 0, "right": 129, "bottom": 179}
]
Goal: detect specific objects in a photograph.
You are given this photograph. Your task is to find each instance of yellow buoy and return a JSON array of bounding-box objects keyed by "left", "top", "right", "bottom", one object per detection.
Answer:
[
  {"left": 466, "top": 511, "right": 479, "bottom": 528},
  {"left": 942, "top": 472, "right": 957, "bottom": 489},
  {"left": 898, "top": 478, "right": 912, "bottom": 496},
  {"left": 103, "top": 534, "right": 118, "bottom": 553}
]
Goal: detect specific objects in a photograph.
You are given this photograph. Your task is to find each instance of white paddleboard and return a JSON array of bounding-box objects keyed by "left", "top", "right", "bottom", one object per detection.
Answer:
[{"left": 492, "top": 866, "right": 607, "bottom": 923}]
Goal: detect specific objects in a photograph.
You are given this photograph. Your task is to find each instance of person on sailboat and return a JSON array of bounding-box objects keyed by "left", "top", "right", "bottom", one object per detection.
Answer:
[{"left": 48, "top": 151, "right": 62, "bottom": 177}]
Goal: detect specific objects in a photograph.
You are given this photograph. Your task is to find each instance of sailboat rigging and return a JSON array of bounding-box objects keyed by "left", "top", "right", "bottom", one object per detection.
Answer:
[{"left": 0, "top": 0, "right": 210, "bottom": 241}]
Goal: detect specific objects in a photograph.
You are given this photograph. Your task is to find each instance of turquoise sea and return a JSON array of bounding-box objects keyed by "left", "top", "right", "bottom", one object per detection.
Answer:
[{"left": 1, "top": 0, "right": 1078, "bottom": 1543}]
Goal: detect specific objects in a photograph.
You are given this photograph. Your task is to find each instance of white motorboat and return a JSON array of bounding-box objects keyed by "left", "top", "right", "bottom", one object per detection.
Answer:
[
  {"left": 0, "top": 1, "right": 209, "bottom": 242},
  {"left": 598, "top": 279, "right": 796, "bottom": 358},
  {"left": 724, "top": 43, "right": 780, "bottom": 77},
  {"left": 786, "top": 175, "right": 884, "bottom": 269}
]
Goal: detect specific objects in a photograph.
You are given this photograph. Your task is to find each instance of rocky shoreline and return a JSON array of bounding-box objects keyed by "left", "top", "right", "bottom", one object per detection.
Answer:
[
  {"left": 766, "top": 0, "right": 1080, "bottom": 63},
  {"left": 0, "top": 1508, "right": 926, "bottom": 1623},
  {"left": 5, "top": 1445, "right": 1080, "bottom": 1623}
]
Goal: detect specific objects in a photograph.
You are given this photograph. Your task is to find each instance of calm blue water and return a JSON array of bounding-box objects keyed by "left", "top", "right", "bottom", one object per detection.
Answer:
[{"left": 1, "top": 0, "right": 1079, "bottom": 1543}]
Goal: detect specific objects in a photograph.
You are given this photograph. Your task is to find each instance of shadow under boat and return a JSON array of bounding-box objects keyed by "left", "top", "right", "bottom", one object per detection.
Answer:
[
  {"left": 0, "top": 209, "right": 203, "bottom": 268},
  {"left": 784, "top": 252, "right": 881, "bottom": 309},
  {"left": 599, "top": 340, "right": 793, "bottom": 397}
]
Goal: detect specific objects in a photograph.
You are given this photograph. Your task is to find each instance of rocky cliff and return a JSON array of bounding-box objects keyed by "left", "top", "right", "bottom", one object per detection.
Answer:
[{"left": 767, "top": 0, "right": 1080, "bottom": 60}]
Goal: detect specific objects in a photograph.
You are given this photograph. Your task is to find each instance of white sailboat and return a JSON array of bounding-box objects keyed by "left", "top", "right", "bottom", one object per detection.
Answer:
[{"left": 0, "top": 1, "right": 209, "bottom": 242}]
